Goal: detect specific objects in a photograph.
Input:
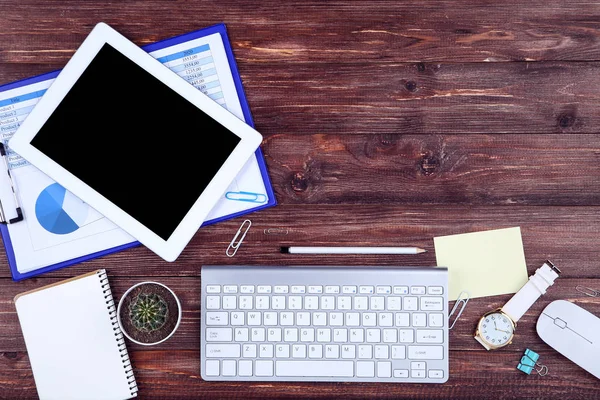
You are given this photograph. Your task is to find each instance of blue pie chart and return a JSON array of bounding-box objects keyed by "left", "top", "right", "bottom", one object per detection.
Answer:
[{"left": 35, "top": 183, "right": 90, "bottom": 235}]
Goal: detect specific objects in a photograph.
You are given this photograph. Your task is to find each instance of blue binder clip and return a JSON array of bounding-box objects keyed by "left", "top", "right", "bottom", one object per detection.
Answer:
[
  {"left": 225, "top": 191, "right": 267, "bottom": 203},
  {"left": 517, "top": 349, "right": 548, "bottom": 376}
]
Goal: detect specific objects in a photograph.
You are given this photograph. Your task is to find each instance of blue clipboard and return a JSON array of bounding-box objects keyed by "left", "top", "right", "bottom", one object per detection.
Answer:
[{"left": 0, "top": 23, "right": 276, "bottom": 281}]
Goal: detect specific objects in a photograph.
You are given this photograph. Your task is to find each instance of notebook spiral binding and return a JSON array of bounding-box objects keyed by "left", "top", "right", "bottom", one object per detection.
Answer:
[{"left": 98, "top": 270, "right": 139, "bottom": 397}]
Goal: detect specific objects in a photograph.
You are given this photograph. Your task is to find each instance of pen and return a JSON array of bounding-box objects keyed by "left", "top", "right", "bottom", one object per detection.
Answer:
[
  {"left": 0, "top": 143, "right": 23, "bottom": 223},
  {"left": 280, "top": 246, "right": 427, "bottom": 255}
]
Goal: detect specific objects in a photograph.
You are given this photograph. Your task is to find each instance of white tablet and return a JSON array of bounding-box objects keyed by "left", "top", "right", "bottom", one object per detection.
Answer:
[{"left": 9, "top": 22, "right": 263, "bottom": 262}]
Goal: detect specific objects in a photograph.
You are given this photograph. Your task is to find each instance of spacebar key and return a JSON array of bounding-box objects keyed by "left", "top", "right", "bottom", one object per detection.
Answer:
[{"left": 276, "top": 361, "right": 354, "bottom": 377}]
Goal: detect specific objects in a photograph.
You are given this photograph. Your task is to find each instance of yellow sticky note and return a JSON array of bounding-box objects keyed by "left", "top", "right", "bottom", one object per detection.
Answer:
[{"left": 434, "top": 227, "right": 529, "bottom": 300}]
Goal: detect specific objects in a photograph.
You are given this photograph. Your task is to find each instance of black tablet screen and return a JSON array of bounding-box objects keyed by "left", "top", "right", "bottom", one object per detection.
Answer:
[{"left": 31, "top": 43, "right": 241, "bottom": 240}]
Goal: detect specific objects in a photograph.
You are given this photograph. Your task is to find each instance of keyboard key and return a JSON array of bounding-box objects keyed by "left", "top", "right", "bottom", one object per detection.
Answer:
[
  {"left": 309, "top": 344, "right": 323, "bottom": 358},
  {"left": 264, "top": 312, "right": 278, "bottom": 326},
  {"left": 420, "top": 296, "right": 444, "bottom": 311},
  {"left": 205, "top": 360, "right": 219, "bottom": 376},
  {"left": 383, "top": 329, "right": 397, "bottom": 343},
  {"left": 377, "top": 361, "right": 392, "bottom": 378},
  {"left": 366, "top": 329, "right": 380, "bottom": 343},
  {"left": 376, "top": 286, "right": 391, "bottom": 294},
  {"left": 222, "top": 296, "right": 236, "bottom": 310},
  {"left": 362, "top": 313, "right": 376, "bottom": 327},
  {"left": 429, "top": 369, "right": 444, "bottom": 379},
  {"left": 413, "top": 313, "right": 427, "bottom": 327},
  {"left": 240, "top": 285, "right": 254, "bottom": 294},
  {"left": 305, "top": 296, "right": 319, "bottom": 310},
  {"left": 231, "top": 311, "right": 244, "bottom": 326},
  {"left": 276, "top": 344, "right": 290, "bottom": 358},
  {"left": 284, "top": 328, "right": 298, "bottom": 342},
  {"left": 325, "top": 285, "right": 340, "bottom": 294},
  {"left": 417, "top": 329, "right": 444, "bottom": 344},
  {"left": 400, "top": 329, "right": 414, "bottom": 343},
  {"left": 341, "top": 344, "right": 356, "bottom": 359},
  {"left": 251, "top": 327, "right": 265, "bottom": 341},
  {"left": 429, "top": 313, "right": 444, "bottom": 327},
  {"left": 317, "top": 328, "right": 331, "bottom": 342},
  {"left": 370, "top": 297, "right": 384, "bottom": 310},
  {"left": 338, "top": 296, "right": 351, "bottom": 310},
  {"left": 300, "top": 328, "right": 315, "bottom": 342},
  {"left": 267, "top": 328, "right": 282, "bottom": 342},
  {"left": 239, "top": 360, "right": 252, "bottom": 376},
  {"left": 342, "top": 286, "right": 357, "bottom": 294},
  {"left": 292, "top": 344, "right": 306, "bottom": 358},
  {"left": 313, "top": 312, "right": 327, "bottom": 326},
  {"left": 393, "top": 286, "right": 409, "bottom": 295},
  {"left": 394, "top": 369, "right": 409, "bottom": 378},
  {"left": 223, "top": 285, "right": 237, "bottom": 294},
  {"left": 258, "top": 285, "right": 272, "bottom": 293},
  {"left": 206, "top": 296, "right": 220, "bottom": 310},
  {"left": 272, "top": 296, "right": 286, "bottom": 310},
  {"left": 291, "top": 285, "right": 305, "bottom": 294},
  {"left": 378, "top": 313, "right": 393, "bottom": 327},
  {"left": 356, "top": 361, "right": 375, "bottom": 377},
  {"left": 374, "top": 345, "right": 388, "bottom": 359},
  {"left": 239, "top": 296, "right": 253, "bottom": 310},
  {"left": 403, "top": 297, "right": 418, "bottom": 311},
  {"left": 206, "top": 344, "right": 240, "bottom": 358},
  {"left": 288, "top": 296, "right": 302, "bottom": 309},
  {"left": 248, "top": 312, "right": 261, "bottom": 326},
  {"left": 297, "top": 312, "right": 310, "bottom": 326},
  {"left": 321, "top": 296, "right": 335, "bottom": 310},
  {"left": 354, "top": 296, "right": 368, "bottom": 310},
  {"left": 391, "top": 345, "right": 406, "bottom": 359},
  {"left": 395, "top": 313, "right": 410, "bottom": 327},
  {"left": 280, "top": 312, "right": 294, "bottom": 326},
  {"left": 358, "top": 344, "right": 372, "bottom": 358},
  {"left": 243, "top": 344, "right": 257, "bottom": 358},
  {"left": 387, "top": 297, "right": 401, "bottom": 311},
  {"left": 256, "top": 360, "right": 274, "bottom": 376},
  {"left": 206, "top": 328, "right": 232, "bottom": 342},
  {"left": 408, "top": 345, "right": 444, "bottom": 360},
  {"left": 274, "top": 285, "right": 288, "bottom": 294},
  {"left": 350, "top": 329, "right": 364, "bottom": 343},
  {"left": 206, "top": 312, "right": 228, "bottom": 326},
  {"left": 256, "top": 296, "right": 270, "bottom": 310},
  {"left": 235, "top": 328, "right": 248, "bottom": 342},
  {"left": 411, "top": 361, "right": 426, "bottom": 370},
  {"left": 428, "top": 286, "right": 443, "bottom": 295},
  {"left": 411, "top": 369, "right": 426, "bottom": 378},
  {"left": 330, "top": 313, "right": 344, "bottom": 326},
  {"left": 411, "top": 286, "right": 426, "bottom": 295},
  {"left": 206, "top": 285, "right": 220, "bottom": 294},
  {"left": 360, "top": 286, "right": 374, "bottom": 294},
  {"left": 260, "top": 344, "right": 274, "bottom": 358},
  {"left": 333, "top": 328, "right": 348, "bottom": 343},
  {"left": 308, "top": 285, "right": 323, "bottom": 294},
  {"left": 222, "top": 360, "right": 236, "bottom": 376},
  {"left": 325, "top": 344, "right": 339, "bottom": 358},
  {"left": 276, "top": 361, "right": 353, "bottom": 377}
]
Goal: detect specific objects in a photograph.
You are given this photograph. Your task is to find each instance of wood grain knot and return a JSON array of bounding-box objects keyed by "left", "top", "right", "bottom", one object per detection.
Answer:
[
  {"left": 417, "top": 63, "right": 426, "bottom": 72},
  {"left": 290, "top": 172, "right": 309, "bottom": 192},
  {"left": 405, "top": 81, "right": 418, "bottom": 92},
  {"left": 3, "top": 352, "right": 18, "bottom": 360},
  {"left": 380, "top": 134, "right": 397, "bottom": 146},
  {"left": 558, "top": 113, "right": 575, "bottom": 128},
  {"left": 419, "top": 153, "right": 439, "bottom": 176}
]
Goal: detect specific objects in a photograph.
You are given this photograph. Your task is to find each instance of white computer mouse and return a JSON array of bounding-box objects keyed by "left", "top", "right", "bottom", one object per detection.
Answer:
[{"left": 536, "top": 300, "right": 600, "bottom": 380}]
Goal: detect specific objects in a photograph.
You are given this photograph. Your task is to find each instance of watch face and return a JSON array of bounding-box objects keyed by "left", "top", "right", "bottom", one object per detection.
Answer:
[{"left": 478, "top": 312, "right": 514, "bottom": 347}]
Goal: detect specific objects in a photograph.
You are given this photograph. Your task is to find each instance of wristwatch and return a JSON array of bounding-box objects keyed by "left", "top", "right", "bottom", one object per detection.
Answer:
[{"left": 474, "top": 260, "right": 561, "bottom": 350}]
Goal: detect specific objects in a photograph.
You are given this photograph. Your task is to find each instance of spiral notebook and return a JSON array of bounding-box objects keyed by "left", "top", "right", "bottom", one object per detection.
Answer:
[{"left": 14, "top": 270, "right": 137, "bottom": 400}]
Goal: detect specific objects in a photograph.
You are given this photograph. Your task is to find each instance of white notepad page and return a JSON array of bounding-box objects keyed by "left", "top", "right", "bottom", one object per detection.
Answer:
[{"left": 14, "top": 270, "right": 137, "bottom": 400}]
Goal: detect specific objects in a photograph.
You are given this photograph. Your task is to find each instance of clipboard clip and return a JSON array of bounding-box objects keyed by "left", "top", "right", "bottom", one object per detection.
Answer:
[
  {"left": 0, "top": 143, "right": 23, "bottom": 224},
  {"left": 448, "top": 290, "right": 470, "bottom": 330},
  {"left": 226, "top": 219, "right": 252, "bottom": 257}
]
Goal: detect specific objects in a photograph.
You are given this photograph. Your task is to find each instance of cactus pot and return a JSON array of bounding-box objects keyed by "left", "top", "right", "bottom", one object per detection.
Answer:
[{"left": 117, "top": 281, "right": 182, "bottom": 346}]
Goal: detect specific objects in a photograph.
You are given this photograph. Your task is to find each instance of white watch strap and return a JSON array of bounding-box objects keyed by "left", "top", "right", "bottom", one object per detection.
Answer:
[{"left": 501, "top": 261, "right": 560, "bottom": 322}]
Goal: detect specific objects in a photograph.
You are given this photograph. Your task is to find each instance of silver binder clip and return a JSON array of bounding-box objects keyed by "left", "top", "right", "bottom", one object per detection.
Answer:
[
  {"left": 449, "top": 291, "right": 470, "bottom": 330},
  {"left": 576, "top": 285, "right": 600, "bottom": 297},
  {"left": 226, "top": 219, "right": 251, "bottom": 257}
]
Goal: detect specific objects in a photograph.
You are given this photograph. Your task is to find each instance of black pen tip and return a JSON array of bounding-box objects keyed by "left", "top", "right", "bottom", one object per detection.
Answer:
[{"left": 280, "top": 247, "right": 290, "bottom": 254}]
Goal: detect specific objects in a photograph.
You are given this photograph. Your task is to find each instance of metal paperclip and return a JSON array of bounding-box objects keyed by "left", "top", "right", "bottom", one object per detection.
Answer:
[
  {"left": 448, "top": 291, "right": 470, "bottom": 330},
  {"left": 575, "top": 285, "right": 600, "bottom": 297},
  {"left": 226, "top": 220, "right": 252, "bottom": 257}
]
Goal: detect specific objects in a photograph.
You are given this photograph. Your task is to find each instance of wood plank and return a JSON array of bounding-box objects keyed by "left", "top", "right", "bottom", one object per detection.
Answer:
[
  {"left": 2, "top": 1, "right": 600, "bottom": 65},
  {"left": 1, "top": 275, "right": 598, "bottom": 353},
  {"left": 4, "top": 61, "right": 600, "bottom": 135},
  {"left": 1, "top": 347, "right": 598, "bottom": 399},
  {"left": 0, "top": 204, "right": 597, "bottom": 278}
]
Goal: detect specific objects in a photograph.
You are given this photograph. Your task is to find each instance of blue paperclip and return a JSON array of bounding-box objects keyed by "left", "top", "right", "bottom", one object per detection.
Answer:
[
  {"left": 225, "top": 191, "right": 267, "bottom": 203},
  {"left": 517, "top": 349, "right": 548, "bottom": 376}
]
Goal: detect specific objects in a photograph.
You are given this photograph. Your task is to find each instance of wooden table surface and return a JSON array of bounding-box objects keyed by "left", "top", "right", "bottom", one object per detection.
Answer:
[{"left": 1, "top": 1, "right": 600, "bottom": 399}]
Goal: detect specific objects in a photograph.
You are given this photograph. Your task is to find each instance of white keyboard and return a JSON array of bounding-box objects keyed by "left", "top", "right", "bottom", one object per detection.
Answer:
[{"left": 200, "top": 266, "right": 448, "bottom": 383}]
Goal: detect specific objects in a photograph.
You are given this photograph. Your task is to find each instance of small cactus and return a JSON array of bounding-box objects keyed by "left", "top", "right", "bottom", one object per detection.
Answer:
[{"left": 128, "top": 292, "right": 169, "bottom": 332}]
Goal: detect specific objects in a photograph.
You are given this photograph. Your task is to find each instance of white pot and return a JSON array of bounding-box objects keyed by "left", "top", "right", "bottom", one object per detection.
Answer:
[{"left": 117, "top": 281, "right": 182, "bottom": 346}]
